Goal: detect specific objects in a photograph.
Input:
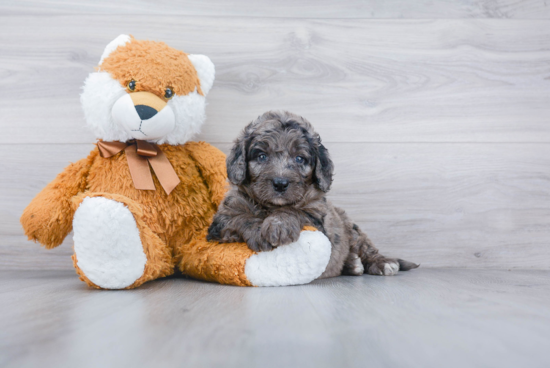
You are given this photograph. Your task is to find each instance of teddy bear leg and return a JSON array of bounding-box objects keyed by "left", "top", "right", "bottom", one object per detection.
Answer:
[
  {"left": 179, "top": 227, "right": 331, "bottom": 287},
  {"left": 72, "top": 195, "right": 173, "bottom": 289}
]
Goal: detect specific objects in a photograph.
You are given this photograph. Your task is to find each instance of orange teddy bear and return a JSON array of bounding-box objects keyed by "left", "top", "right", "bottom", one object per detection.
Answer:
[{"left": 20, "top": 35, "right": 332, "bottom": 289}]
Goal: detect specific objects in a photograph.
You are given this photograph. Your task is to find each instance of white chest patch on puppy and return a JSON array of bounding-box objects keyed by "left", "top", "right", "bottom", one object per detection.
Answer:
[{"left": 244, "top": 230, "right": 332, "bottom": 287}]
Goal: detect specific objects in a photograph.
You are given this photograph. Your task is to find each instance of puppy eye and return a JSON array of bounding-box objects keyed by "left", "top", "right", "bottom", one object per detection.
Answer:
[
  {"left": 164, "top": 87, "right": 174, "bottom": 100},
  {"left": 127, "top": 79, "right": 136, "bottom": 92},
  {"left": 295, "top": 156, "right": 305, "bottom": 164},
  {"left": 258, "top": 153, "right": 268, "bottom": 162}
]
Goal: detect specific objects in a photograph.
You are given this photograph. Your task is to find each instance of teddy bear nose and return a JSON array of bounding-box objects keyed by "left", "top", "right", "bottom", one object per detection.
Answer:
[{"left": 135, "top": 105, "right": 158, "bottom": 120}]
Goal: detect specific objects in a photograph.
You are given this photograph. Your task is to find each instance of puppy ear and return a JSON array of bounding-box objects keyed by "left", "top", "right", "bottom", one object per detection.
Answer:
[
  {"left": 226, "top": 136, "right": 247, "bottom": 185},
  {"left": 313, "top": 141, "right": 334, "bottom": 192}
]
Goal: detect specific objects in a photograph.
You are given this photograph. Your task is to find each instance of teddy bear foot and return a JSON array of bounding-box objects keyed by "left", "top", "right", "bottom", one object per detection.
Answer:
[
  {"left": 244, "top": 229, "right": 332, "bottom": 287},
  {"left": 73, "top": 197, "right": 147, "bottom": 289}
]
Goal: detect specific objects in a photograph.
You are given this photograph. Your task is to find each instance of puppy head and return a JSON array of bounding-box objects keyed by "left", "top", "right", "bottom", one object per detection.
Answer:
[
  {"left": 80, "top": 35, "right": 215, "bottom": 144},
  {"left": 227, "top": 111, "right": 334, "bottom": 206}
]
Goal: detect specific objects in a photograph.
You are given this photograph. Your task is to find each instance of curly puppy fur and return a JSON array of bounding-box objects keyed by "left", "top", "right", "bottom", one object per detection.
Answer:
[{"left": 208, "top": 111, "right": 419, "bottom": 278}]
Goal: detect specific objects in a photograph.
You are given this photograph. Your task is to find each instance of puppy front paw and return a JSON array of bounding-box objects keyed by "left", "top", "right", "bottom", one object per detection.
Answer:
[
  {"left": 245, "top": 233, "right": 274, "bottom": 252},
  {"left": 260, "top": 215, "right": 301, "bottom": 247}
]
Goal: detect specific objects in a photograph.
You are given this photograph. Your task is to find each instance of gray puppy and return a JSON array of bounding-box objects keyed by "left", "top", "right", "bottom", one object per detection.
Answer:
[{"left": 207, "top": 111, "right": 418, "bottom": 277}]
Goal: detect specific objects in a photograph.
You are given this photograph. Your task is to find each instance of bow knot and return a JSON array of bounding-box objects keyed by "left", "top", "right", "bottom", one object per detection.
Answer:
[{"left": 97, "top": 140, "right": 180, "bottom": 195}]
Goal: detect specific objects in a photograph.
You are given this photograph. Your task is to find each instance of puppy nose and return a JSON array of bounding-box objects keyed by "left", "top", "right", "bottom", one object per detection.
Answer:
[
  {"left": 135, "top": 105, "right": 158, "bottom": 120},
  {"left": 272, "top": 177, "right": 289, "bottom": 192}
]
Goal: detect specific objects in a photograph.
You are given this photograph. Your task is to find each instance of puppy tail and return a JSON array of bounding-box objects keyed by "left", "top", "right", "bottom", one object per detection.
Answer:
[{"left": 397, "top": 259, "right": 420, "bottom": 271}]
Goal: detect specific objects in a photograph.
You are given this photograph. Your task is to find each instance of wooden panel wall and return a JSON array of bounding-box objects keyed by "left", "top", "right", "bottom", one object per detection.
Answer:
[{"left": 1, "top": 1, "right": 549, "bottom": 270}]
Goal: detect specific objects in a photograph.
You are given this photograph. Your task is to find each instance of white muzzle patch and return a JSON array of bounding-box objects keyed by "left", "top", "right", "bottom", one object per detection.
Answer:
[{"left": 111, "top": 94, "right": 176, "bottom": 141}]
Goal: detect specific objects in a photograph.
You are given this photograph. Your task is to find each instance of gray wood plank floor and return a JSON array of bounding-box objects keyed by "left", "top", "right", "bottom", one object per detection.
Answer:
[{"left": 1, "top": 269, "right": 549, "bottom": 368}]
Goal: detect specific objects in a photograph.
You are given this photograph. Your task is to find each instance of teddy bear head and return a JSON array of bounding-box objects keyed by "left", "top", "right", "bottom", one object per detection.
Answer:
[{"left": 81, "top": 35, "right": 215, "bottom": 145}]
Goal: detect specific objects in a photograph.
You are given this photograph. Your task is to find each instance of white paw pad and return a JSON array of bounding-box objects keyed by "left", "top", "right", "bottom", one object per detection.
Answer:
[
  {"left": 73, "top": 197, "right": 147, "bottom": 289},
  {"left": 244, "top": 230, "right": 332, "bottom": 287},
  {"left": 383, "top": 262, "right": 399, "bottom": 276}
]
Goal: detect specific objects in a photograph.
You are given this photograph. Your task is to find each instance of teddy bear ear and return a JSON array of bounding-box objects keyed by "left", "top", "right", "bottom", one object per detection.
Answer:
[
  {"left": 98, "top": 34, "right": 132, "bottom": 65},
  {"left": 187, "top": 54, "right": 215, "bottom": 95}
]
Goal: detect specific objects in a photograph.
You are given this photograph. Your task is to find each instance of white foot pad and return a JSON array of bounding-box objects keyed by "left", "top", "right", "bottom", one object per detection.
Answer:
[
  {"left": 73, "top": 197, "right": 147, "bottom": 289},
  {"left": 244, "top": 230, "right": 331, "bottom": 287}
]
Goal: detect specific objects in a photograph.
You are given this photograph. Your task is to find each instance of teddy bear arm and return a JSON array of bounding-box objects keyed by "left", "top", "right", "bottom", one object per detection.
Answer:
[
  {"left": 184, "top": 142, "right": 228, "bottom": 207},
  {"left": 179, "top": 226, "right": 331, "bottom": 287},
  {"left": 20, "top": 157, "right": 92, "bottom": 249}
]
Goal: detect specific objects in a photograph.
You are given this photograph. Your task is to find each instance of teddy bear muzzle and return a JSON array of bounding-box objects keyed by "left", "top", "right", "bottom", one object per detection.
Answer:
[{"left": 111, "top": 91, "right": 176, "bottom": 141}]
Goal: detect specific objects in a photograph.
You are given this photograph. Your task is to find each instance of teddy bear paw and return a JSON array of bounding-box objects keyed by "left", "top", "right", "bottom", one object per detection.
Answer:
[
  {"left": 73, "top": 197, "right": 147, "bottom": 289},
  {"left": 244, "top": 229, "right": 331, "bottom": 287}
]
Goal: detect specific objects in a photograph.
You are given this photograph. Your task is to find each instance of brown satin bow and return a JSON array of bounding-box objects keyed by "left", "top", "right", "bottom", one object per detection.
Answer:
[{"left": 97, "top": 140, "right": 180, "bottom": 195}]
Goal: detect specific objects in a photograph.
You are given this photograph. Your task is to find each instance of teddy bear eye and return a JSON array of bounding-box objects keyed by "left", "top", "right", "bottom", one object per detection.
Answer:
[
  {"left": 127, "top": 79, "right": 136, "bottom": 92},
  {"left": 164, "top": 87, "right": 174, "bottom": 100}
]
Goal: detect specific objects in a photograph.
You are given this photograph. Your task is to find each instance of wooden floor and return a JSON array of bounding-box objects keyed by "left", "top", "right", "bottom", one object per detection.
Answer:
[{"left": 0, "top": 269, "right": 549, "bottom": 368}]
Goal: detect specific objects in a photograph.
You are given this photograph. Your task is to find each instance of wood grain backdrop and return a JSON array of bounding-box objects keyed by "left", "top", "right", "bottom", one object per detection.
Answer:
[{"left": 1, "top": 1, "right": 549, "bottom": 270}]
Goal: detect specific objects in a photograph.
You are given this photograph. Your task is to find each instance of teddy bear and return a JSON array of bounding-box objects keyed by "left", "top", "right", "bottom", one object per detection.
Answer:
[{"left": 20, "top": 35, "right": 332, "bottom": 289}]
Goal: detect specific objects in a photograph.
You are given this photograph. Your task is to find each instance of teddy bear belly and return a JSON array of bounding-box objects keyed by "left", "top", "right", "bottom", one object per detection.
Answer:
[{"left": 83, "top": 157, "right": 218, "bottom": 242}]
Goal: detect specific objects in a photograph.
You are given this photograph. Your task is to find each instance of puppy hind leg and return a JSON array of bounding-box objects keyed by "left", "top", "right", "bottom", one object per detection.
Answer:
[
  {"left": 352, "top": 224, "right": 419, "bottom": 276},
  {"left": 342, "top": 252, "right": 364, "bottom": 276}
]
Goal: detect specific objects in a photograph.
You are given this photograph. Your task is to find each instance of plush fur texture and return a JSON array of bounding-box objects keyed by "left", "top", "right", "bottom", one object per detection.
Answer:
[
  {"left": 179, "top": 229, "right": 255, "bottom": 287},
  {"left": 99, "top": 36, "right": 204, "bottom": 97},
  {"left": 81, "top": 71, "right": 128, "bottom": 142},
  {"left": 21, "top": 36, "right": 264, "bottom": 289},
  {"left": 164, "top": 91, "right": 206, "bottom": 145},
  {"left": 111, "top": 93, "right": 176, "bottom": 141},
  {"left": 81, "top": 35, "right": 214, "bottom": 145},
  {"left": 73, "top": 196, "right": 147, "bottom": 289},
  {"left": 208, "top": 111, "right": 420, "bottom": 279},
  {"left": 187, "top": 54, "right": 215, "bottom": 95},
  {"left": 179, "top": 225, "right": 331, "bottom": 287},
  {"left": 22, "top": 142, "right": 232, "bottom": 288},
  {"left": 244, "top": 226, "right": 331, "bottom": 286},
  {"left": 99, "top": 34, "right": 131, "bottom": 66}
]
